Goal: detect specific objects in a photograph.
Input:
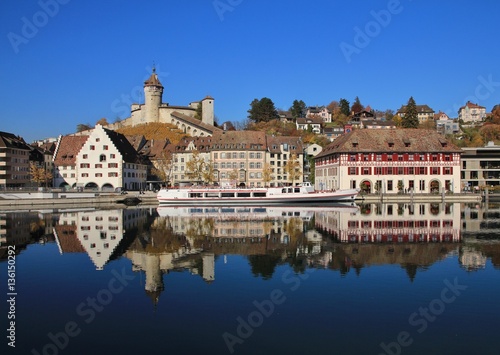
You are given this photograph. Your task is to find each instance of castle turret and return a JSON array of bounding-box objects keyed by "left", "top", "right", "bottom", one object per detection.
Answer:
[
  {"left": 201, "top": 95, "right": 214, "bottom": 126},
  {"left": 143, "top": 67, "right": 163, "bottom": 123}
]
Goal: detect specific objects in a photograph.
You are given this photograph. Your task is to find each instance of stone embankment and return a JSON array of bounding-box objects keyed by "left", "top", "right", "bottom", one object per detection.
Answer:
[{"left": 0, "top": 191, "right": 158, "bottom": 210}]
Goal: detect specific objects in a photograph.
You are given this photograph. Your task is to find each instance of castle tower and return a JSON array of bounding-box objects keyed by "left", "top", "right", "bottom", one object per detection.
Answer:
[
  {"left": 201, "top": 95, "right": 214, "bottom": 126},
  {"left": 143, "top": 67, "right": 163, "bottom": 123}
]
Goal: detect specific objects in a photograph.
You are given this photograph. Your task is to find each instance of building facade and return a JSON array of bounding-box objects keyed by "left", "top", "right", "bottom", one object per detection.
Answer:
[
  {"left": 53, "top": 125, "right": 147, "bottom": 191},
  {"left": 0, "top": 131, "right": 32, "bottom": 189},
  {"left": 315, "top": 129, "right": 462, "bottom": 194},
  {"left": 458, "top": 101, "right": 486, "bottom": 123},
  {"left": 461, "top": 141, "right": 500, "bottom": 191},
  {"left": 397, "top": 104, "right": 435, "bottom": 124}
]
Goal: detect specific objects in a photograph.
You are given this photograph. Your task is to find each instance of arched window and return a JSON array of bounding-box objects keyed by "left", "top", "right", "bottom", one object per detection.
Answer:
[{"left": 99, "top": 154, "right": 106, "bottom": 162}]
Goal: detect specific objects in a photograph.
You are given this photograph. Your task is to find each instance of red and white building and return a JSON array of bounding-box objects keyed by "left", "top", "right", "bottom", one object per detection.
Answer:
[{"left": 314, "top": 129, "right": 462, "bottom": 194}]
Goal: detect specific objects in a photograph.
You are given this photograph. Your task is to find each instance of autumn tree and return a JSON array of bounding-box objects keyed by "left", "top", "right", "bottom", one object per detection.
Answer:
[
  {"left": 284, "top": 153, "right": 302, "bottom": 185},
  {"left": 351, "top": 96, "right": 364, "bottom": 114},
  {"left": 262, "top": 162, "right": 273, "bottom": 187},
  {"left": 201, "top": 159, "right": 215, "bottom": 184},
  {"left": 402, "top": 97, "right": 419, "bottom": 128},
  {"left": 150, "top": 151, "right": 174, "bottom": 185},
  {"left": 29, "top": 162, "right": 52, "bottom": 187},
  {"left": 290, "top": 99, "right": 306, "bottom": 119},
  {"left": 228, "top": 168, "right": 239, "bottom": 186},
  {"left": 185, "top": 150, "right": 206, "bottom": 183},
  {"left": 76, "top": 123, "right": 92, "bottom": 132},
  {"left": 96, "top": 118, "right": 109, "bottom": 126},
  {"left": 248, "top": 97, "right": 279, "bottom": 123}
]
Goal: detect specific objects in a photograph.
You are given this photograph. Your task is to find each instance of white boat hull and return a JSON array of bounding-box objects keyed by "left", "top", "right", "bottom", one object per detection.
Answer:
[{"left": 157, "top": 186, "right": 359, "bottom": 205}]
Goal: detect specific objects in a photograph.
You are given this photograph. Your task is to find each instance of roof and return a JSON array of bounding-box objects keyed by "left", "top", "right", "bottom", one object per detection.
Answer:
[
  {"left": 173, "top": 136, "right": 213, "bottom": 153},
  {"left": 0, "top": 131, "right": 30, "bottom": 150},
  {"left": 144, "top": 68, "right": 163, "bottom": 88},
  {"left": 316, "top": 129, "right": 462, "bottom": 158},
  {"left": 296, "top": 117, "right": 323, "bottom": 124},
  {"left": 53, "top": 135, "right": 89, "bottom": 166},
  {"left": 54, "top": 225, "right": 85, "bottom": 253},
  {"left": 459, "top": 101, "right": 486, "bottom": 110},
  {"left": 103, "top": 127, "right": 143, "bottom": 164},
  {"left": 397, "top": 104, "right": 435, "bottom": 114},
  {"left": 266, "top": 135, "right": 303, "bottom": 154},
  {"left": 170, "top": 111, "right": 222, "bottom": 134},
  {"left": 210, "top": 131, "right": 267, "bottom": 150}
]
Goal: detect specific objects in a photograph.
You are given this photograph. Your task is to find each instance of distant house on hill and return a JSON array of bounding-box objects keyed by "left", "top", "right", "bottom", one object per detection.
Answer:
[
  {"left": 306, "top": 106, "right": 331, "bottom": 122},
  {"left": 397, "top": 104, "right": 435, "bottom": 124},
  {"left": 458, "top": 101, "right": 486, "bottom": 123}
]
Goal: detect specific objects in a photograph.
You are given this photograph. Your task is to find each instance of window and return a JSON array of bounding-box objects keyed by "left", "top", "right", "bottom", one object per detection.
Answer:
[
  {"left": 239, "top": 152, "right": 245, "bottom": 159},
  {"left": 362, "top": 167, "right": 370, "bottom": 175},
  {"left": 240, "top": 162, "right": 245, "bottom": 169},
  {"left": 90, "top": 145, "right": 95, "bottom": 150},
  {"left": 95, "top": 164, "right": 102, "bottom": 168},
  {"left": 387, "top": 180, "right": 393, "bottom": 191},
  {"left": 349, "top": 167, "right": 356, "bottom": 175},
  {"left": 103, "top": 145, "right": 108, "bottom": 150},
  {"left": 95, "top": 173, "right": 102, "bottom": 177},
  {"left": 80, "top": 163, "right": 90, "bottom": 168},
  {"left": 110, "top": 154, "right": 115, "bottom": 159},
  {"left": 431, "top": 167, "right": 439, "bottom": 175},
  {"left": 82, "top": 173, "right": 89, "bottom": 177},
  {"left": 83, "top": 154, "right": 88, "bottom": 159},
  {"left": 408, "top": 167, "right": 414, "bottom": 174},
  {"left": 99, "top": 154, "right": 106, "bottom": 162},
  {"left": 108, "top": 163, "right": 118, "bottom": 168},
  {"left": 444, "top": 167, "right": 453, "bottom": 175}
]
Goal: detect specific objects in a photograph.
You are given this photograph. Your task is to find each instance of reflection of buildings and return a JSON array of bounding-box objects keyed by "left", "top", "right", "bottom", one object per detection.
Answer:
[
  {"left": 54, "top": 209, "right": 148, "bottom": 270},
  {"left": 312, "top": 202, "right": 462, "bottom": 280},
  {"left": 316, "top": 202, "right": 461, "bottom": 243},
  {"left": 459, "top": 245, "right": 487, "bottom": 271},
  {"left": 0, "top": 212, "right": 52, "bottom": 259}
]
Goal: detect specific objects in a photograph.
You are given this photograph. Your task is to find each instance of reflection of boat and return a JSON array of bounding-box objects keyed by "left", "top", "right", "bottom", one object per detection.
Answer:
[
  {"left": 157, "top": 182, "right": 359, "bottom": 205},
  {"left": 117, "top": 197, "right": 142, "bottom": 206},
  {"left": 156, "top": 204, "right": 359, "bottom": 220}
]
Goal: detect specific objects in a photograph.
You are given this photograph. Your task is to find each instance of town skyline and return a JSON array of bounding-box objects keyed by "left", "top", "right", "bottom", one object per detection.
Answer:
[{"left": 2, "top": 0, "right": 500, "bottom": 143}]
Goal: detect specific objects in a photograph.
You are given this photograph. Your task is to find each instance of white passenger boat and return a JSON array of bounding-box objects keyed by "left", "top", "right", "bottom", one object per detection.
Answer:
[{"left": 156, "top": 182, "right": 359, "bottom": 205}]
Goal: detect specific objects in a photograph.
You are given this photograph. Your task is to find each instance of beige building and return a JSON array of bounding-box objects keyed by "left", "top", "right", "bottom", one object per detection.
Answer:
[
  {"left": 458, "top": 101, "right": 486, "bottom": 123},
  {"left": 397, "top": 104, "right": 435, "bottom": 124}
]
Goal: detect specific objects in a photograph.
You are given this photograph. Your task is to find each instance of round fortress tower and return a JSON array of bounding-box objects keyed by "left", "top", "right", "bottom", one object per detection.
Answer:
[{"left": 143, "top": 67, "right": 163, "bottom": 123}]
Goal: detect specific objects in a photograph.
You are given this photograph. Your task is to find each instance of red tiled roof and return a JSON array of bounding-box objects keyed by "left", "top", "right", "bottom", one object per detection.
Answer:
[
  {"left": 53, "top": 135, "right": 89, "bottom": 166},
  {"left": 210, "top": 131, "right": 266, "bottom": 150},
  {"left": 316, "top": 129, "right": 461, "bottom": 158},
  {"left": 266, "top": 135, "right": 303, "bottom": 154},
  {"left": 460, "top": 101, "right": 485, "bottom": 110}
]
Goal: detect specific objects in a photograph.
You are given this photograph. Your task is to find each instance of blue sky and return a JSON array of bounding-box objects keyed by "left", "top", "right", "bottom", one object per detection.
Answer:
[{"left": 1, "top": 0, "right": 500, "bottom": 142}]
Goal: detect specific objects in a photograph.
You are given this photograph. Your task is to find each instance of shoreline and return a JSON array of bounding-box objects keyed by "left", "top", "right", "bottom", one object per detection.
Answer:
[{"left": 0, "top": 191, "right": 486, "bottom": 211}]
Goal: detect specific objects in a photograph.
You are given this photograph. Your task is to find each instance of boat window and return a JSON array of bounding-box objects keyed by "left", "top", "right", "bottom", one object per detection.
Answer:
[
  {"left": 294, "top": 187, "right": 300, "bottom": 193},
  {"left": 205, "top": 192, "right": 219, "bottom": 198},
  {"left": 237, "top": 192, "right": 251, "bottom": 197},
  {"left": 221, "top": 192, "right": 235, "bottom": 198},
  {"left": 253, "top": 192, "right": 267, "bottom": 197},
  {"left": 189, "top": 193, "right": 203, "bottom": 198},
  {"left": 282, "top": 188, "right": 287, "bottom": 193}
]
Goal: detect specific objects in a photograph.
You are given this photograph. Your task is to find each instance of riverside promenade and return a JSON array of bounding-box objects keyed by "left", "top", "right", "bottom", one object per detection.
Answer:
[{"left": 0, "top": 190, "right": 158, "bottom": 210}]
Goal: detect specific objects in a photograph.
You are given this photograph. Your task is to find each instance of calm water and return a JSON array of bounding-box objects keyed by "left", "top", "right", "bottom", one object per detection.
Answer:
[{"left": 1, "top": 202, "right": 500, "bottom": 355}]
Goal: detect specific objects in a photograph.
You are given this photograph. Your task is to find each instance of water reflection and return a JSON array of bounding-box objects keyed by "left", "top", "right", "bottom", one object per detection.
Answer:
[{"left": 2, "top": 203, "right": 500, "bottom": 287}]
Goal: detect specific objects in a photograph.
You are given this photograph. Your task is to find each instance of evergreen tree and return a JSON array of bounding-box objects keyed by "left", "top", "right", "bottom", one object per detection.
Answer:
[
  {"left": 402, "top": 97, "right": 419, "bottom": 128},
  {"left": 339, "top": 98, "right": 350, "bottom": 116},
  {"left": 290, "top": 99, "right": 306, "bottom": 119},
  {"left": 247, "top": 97, "right": 279, "bottom": 123}
]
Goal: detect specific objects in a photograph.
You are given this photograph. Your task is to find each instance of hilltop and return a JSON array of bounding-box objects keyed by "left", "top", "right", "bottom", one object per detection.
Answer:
[{"left": 115, "top": 122, "right": 186, "bottom": 145}]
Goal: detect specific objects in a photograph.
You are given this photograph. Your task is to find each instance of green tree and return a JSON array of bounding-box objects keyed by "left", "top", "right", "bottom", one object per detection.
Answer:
[
  {"left": 402, "top": 97, "right": 419, "bottom": 128},
  {"left": 248, "top": 97, "right": 279, "bottom": 123},
  {"left": 290, "top": 99, "right": 306, "bottom": 119},
  {"left": 339, "top": 98, "right": 350, "bottom": 116}
]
